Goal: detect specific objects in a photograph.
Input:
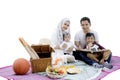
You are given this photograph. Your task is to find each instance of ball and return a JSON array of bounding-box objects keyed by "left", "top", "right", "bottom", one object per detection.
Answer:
[{"left": 13, "top": 58, "right": 30, "bottom": 75}]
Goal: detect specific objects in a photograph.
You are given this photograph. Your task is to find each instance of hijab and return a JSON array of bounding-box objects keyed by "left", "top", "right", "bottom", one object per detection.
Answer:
[{"left": 56, "top": 18, "right": 70, "bottom": 45}]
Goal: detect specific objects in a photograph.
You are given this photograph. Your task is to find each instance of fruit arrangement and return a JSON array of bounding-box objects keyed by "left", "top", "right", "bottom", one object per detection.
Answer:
[{"left": 46, "top": 66, "right": 67, "bottom": 78}]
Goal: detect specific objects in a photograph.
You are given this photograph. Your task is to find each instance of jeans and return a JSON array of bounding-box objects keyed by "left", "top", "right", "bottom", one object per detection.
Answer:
[
  {"left": 106, "top": 52, "right": 112, "bottom": 63},
  {"left": 79, "top": 52, "right": 95, "bottom": 65},
  {"left": 79, "top": 51, "right": 112, "bottom": 65}
]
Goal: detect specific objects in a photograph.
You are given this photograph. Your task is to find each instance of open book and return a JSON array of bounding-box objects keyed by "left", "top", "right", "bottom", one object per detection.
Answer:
[{"left": 80, "top": 49, "right": 106, "bottom": 53}]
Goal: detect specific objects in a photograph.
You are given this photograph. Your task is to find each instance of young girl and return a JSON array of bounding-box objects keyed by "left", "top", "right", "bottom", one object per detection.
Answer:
[
  {"left": 60, "top": 32, "right": 75, "bottom": 63},
  {"left": 60, "top": 32, "right": 74, "bottom": 55}
]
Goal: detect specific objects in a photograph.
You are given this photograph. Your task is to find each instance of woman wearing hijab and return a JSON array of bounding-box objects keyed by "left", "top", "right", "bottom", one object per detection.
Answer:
[{"left": 51, "top": 18, "right": 71, "bottom": 50}]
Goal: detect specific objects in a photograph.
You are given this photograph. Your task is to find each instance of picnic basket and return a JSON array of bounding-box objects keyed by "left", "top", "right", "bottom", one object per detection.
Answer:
[{"left": 31, "top": 44, "right": 54, "bottom": 73}]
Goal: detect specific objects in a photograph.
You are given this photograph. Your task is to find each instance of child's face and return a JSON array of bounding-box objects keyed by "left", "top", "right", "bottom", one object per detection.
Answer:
[
  {"left": 64, "top": 35, "right": 70, "bottom": 42},
  {"left": 86, "top": 35, "right": 95, "bottom": 44}
]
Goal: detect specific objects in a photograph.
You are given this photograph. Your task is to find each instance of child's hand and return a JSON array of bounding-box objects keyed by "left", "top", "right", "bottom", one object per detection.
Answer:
[
  {"left": 86, "top": 42, "right": 93, "bottom": 50},
  {"left": 62, "top": 43, "right": 67, "bottom": 49},
  {"left": 67, "top": 46, "right": 73, "bottom": 52},
  {"left": 88, "top": 42, "right": 93, "bottom": 47}
]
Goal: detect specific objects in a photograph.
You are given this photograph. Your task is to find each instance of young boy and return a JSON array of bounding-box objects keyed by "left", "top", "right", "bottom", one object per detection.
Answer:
[{"left": 84, "top": 33, "right": 113, "bottom": 69}]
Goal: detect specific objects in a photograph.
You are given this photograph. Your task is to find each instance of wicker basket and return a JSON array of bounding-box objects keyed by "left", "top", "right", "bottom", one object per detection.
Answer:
[
  {"left": 30, "top": 45, "right": 54, "bottom": 73},
  {"left": 30, "top": 58, "right": 51, "bottom": 73}
]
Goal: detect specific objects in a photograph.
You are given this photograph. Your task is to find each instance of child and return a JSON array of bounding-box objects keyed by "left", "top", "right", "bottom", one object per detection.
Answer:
[
  {"left": 84, "top": 32, "right": 113, "bottom": 69},
  {"left": 60, "top": 32, "right": 74, "bottom": 55},
  {"left": 60, "top": 32, "right": 75, "bottom": 63}
]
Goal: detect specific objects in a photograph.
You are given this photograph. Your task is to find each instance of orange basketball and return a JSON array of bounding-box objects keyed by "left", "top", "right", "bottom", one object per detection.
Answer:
[{"left": 13, "top": 58, "right": 30, "bottom": 75}]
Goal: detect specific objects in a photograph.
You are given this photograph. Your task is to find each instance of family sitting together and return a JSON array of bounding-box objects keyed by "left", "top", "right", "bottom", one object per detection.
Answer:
[{"left": 51, "top": 17, "right": 113, "bottom": 69}]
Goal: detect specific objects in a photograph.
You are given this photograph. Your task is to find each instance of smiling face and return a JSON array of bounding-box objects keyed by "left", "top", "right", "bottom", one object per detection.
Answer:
[
  {"left": 63, "top": 34, "right": 71, "bottom": 42},
  {"left": 86, "top": 35, "right": 95, "bottom": 44},
  {"left": 85, "top": 33, "right": 95, "bottom": 44},
  {"left": 61, "top": 21, "right": 70, "bottom": 31},
  {"left": 63, "top": 32, "right": 71, "bottom": 42},
  {"left": 81, "top": 20, "right": 91, "bottom": 33}
]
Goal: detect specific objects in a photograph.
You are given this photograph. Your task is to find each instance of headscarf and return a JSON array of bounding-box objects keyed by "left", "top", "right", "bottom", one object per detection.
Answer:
[{"left": 56, "top": 18, "right": 70, "bottom": 45}]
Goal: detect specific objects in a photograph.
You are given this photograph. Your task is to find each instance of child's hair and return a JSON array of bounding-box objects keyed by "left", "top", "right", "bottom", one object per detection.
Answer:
[
  {"left": 63, "top": 32, "right": 70, "bottom": 40},
  {"left": 85, "top": 32, "right": 95, "bottom": 39}
]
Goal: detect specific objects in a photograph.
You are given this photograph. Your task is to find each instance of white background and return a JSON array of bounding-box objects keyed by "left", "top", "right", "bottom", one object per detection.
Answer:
[{"left": 0, "top": 0, "right": 120, "bottom": 80}]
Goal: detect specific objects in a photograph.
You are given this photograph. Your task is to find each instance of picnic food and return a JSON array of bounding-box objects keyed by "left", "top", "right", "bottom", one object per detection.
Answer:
[
  {"left": 67, "top": 68, "right": 80, "bottom": 74},
  {"left": 46, "top": 66, "right": 67, "bottom": 78}
]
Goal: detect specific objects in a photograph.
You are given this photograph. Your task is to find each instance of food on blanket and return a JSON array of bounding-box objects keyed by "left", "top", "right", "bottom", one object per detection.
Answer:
[
  {"left": 46, "top": 66, "right": 67, "bottom": 78},
  {"left": 13, "top": 58, "right": 30, "bottom": 75},
  {"left": 67, "top": 68, "right": 80, "bottom": 74},
  {"left": 64, "top": 65, "right": 75, "bottom": 69},
  {"left": 53, "top": 58, "right": 62, "bottom": 65}
]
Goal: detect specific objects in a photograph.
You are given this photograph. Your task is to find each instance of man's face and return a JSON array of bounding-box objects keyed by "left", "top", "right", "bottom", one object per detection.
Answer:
[
  {"left": 86, "top": 35, "right": 95, "bottom": 44},
  {"left": 81, "top": 20, "right": 91, "bottom": 33}
]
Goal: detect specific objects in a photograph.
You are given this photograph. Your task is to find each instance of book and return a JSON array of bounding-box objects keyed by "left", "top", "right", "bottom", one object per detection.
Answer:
[{"left": 80, "top": 49, "right": 106, "bottom": 53}]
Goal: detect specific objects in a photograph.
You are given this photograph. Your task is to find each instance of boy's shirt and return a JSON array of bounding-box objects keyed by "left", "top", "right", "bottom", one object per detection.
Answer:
[{"left": 84, "top": 42, "right": 105, "bottom": 52}]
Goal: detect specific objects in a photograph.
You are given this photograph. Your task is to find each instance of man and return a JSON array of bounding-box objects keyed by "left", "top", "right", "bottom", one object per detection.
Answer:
[
  {"left": 75, "top": 17, "right": 99, "bottom": 50},
  {"left": 74, "top": 17, "right": 112, "bottom": 68}
]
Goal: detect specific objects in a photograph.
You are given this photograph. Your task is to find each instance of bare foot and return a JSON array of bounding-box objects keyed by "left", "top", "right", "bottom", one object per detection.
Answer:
[
  {"left": 95, "top": 59, "right": 99, "bottom": 63},
  {"left": 99, "top": 59, "right": 104, "bottom": 64}
]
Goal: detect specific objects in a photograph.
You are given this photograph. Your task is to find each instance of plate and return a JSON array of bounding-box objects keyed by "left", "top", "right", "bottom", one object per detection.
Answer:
[
  {"left": 67, "top": 68, "right": 81, "bottom": 74},
  {"left": 46, "top": 66, "right": 67, "bottom": 78},
  {"left": 46, "top": 72, "right": 67, "bottom": 78}
]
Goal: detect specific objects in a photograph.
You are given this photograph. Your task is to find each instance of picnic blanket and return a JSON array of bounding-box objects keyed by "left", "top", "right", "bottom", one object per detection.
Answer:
[{"left": 0, "top": 56, "right": 120, "bottom": 80}]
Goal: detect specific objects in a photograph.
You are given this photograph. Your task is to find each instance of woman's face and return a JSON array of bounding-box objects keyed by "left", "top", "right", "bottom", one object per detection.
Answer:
[
  {"left": 61, "top": 21, "right": 70, "bottom": 31},
  {"left": 81, "top": 20, "right": 91, "bottom": 33}
]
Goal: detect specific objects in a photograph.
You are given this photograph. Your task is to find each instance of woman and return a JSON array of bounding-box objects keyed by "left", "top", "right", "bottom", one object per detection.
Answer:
[{"left": 51, "top": 18, "right": 71, "bottom": 50}]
